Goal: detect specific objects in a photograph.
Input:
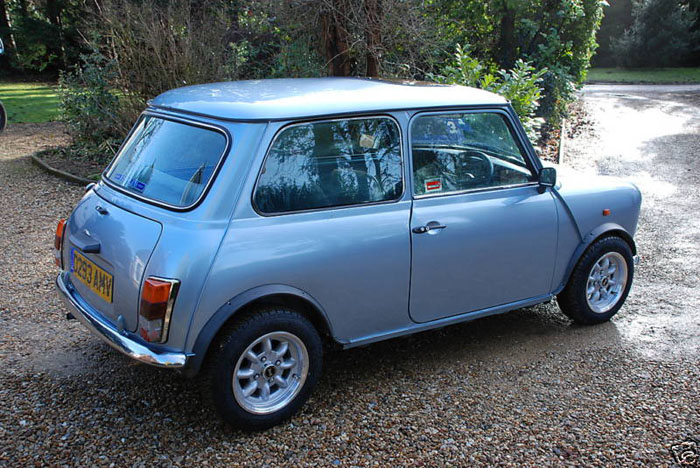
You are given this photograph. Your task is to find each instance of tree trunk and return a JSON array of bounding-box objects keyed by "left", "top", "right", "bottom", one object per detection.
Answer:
[
  {"left": 496, "top": 1, "right": 516, "bottom": 69},
  {"left": 321, "top": 0, "right": 352, "bottom": 76},
  {"left": 46, "top": 0, "right": 65, "bottom": 69},
  {"left": 365, "top": 0, "right": 381, "bottom": 77},
  {"left": 0, "top": 0, "right": 11, "bottom": 43}
]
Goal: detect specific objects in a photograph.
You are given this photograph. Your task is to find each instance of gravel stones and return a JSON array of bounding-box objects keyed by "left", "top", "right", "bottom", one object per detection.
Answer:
[{"left": 1, "top": 96, "right": 699, "bottom": 466}]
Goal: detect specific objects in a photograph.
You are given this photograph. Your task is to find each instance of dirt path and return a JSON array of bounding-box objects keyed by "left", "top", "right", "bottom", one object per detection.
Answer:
[
  {"left": 566, "top": 84, "right": 700, "bottom": 360},
  {"left": 0, "top": 96, "right": 698, "bottom": 466}
]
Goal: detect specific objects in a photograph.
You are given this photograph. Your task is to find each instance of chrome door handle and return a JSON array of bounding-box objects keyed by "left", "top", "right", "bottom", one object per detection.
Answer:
[{"left": 412, "top": 223, "right": 447, "bottom": 234}]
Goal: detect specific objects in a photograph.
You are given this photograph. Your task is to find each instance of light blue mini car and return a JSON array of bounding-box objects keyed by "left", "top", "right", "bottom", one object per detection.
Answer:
[{"left": 55, "top": 78, "right": 641, "bottom": 429}]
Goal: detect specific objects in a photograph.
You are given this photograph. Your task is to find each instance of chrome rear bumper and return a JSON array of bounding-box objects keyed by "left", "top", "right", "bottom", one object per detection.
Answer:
[{"left": 56, "top": 272, "right": 188, "bottom": 368}]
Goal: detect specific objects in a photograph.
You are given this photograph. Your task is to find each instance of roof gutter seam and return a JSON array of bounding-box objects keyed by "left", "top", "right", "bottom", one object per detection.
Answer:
[{"left": 148, "top": 103, "right": 511, "bottom": 123}]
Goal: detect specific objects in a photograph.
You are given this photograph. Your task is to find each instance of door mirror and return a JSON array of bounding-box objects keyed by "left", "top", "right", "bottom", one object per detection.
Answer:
[{"left": 538, "top": 167, "right": 557, "bottom": 193}]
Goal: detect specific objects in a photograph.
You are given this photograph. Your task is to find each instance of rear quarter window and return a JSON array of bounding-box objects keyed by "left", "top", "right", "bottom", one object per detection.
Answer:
[
  {"left": 105, "top": 115, "right": 228, "bottom": 208},
  {"left": 254, "top": 116, "right": 403, "bottom": 214}
]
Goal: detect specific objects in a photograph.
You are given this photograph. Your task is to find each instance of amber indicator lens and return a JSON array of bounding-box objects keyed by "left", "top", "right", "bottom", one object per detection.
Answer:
[
  {"left": 602, "top": 209, "right": 611, "bottom": 216},
  {"left": 54, "top": 219, "right": 66, "bottom": 250},
  {"left": 142, "top": 278, "right": 171, "bottom": 305}
]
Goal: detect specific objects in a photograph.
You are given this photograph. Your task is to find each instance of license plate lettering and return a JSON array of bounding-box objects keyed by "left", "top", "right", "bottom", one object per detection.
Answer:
[{"left": 71, "top": 249, "right": 113, "bottom": 303}]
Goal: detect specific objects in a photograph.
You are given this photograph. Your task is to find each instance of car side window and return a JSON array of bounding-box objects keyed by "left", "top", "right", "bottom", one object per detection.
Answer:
[
  {"left": 254, "top": 117, "right": 403, "bottom": 214},
  {"left": 411, "top": 112, "right": 535, "bottom": 196}
]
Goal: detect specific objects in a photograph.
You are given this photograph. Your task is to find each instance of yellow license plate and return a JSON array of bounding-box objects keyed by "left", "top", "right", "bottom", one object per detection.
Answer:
[{"left": 71, "top": 249, "right": 113, "bottom": 303}]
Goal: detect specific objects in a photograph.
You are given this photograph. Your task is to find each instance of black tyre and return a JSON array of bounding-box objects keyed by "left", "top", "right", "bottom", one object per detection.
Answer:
[
  {"left": 0, "top": 101, "right": 6, "bottom": 134},
  {"left": 558, "top": 236, "right": 634, "bottom": 324},
  {"left": 204, "top": 306, "right": 323, "bottom": 430}
]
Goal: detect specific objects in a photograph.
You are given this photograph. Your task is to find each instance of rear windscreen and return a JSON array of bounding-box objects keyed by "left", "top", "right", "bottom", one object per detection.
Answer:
[{"left": 105, "top": 115, "right": 228, "bottom": 208}]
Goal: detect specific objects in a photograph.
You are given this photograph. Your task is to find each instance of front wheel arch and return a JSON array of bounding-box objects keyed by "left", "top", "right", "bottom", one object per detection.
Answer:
[
  {"left": 558, "top": 226, "right": 636, "bottom": 294},
  {"left": 557, "top": 235, "right": 635, "bottom": 324}
]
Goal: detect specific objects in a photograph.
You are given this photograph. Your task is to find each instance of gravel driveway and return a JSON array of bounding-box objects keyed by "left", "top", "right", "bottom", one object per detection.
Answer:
[{"left": 1, "top": 87, "right": 698, "bottom": 467}]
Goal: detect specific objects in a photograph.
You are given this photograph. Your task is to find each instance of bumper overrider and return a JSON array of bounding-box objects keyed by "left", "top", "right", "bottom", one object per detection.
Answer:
[{"left": 55, "top": 271, "right": 189, "bottom": 368}]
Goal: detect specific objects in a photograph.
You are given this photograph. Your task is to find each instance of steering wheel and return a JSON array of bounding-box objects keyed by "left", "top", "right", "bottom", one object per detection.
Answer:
[{"left": 456, "top": 150, "right": 494, "bottom": 187}]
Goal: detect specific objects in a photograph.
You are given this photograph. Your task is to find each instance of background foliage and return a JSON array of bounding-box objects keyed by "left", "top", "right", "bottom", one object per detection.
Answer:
[
  {"left": 611, "top": 0, "right": 700, "bottom": 67},
  {"left": 430, "top": 0, "right": 606, "bottom": 122},
  {"left": 594, "top": 0, "right": 700, "bottom": 68},
  {"left": 432, "top": 45, "right": 547, "bottom": 140},
  {"left": 1, "top": 0, "right": 612, "bottom": 161}
]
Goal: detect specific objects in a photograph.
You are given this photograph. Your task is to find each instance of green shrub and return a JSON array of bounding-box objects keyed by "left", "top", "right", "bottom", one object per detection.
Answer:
[
  {"left": 433, "top": 45, "right": 546, "bottom": 141},
  {"left": 59, "top": 47, "right": 129, "bottom": 164},
  {"left": 431, "top": 0, "right": 605, "bottom": 124},
  {"left": 57, "top": 0, "right": 268, "bottom": 162}
]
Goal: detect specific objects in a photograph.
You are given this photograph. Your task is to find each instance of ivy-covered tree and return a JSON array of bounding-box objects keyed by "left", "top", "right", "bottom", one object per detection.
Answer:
[{"left": 611, "top": 0, "right": 700, "bottom": 67}]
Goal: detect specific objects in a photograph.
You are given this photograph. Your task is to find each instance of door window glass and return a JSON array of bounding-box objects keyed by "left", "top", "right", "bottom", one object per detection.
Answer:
[
  {"left": 254, "top": 117, "right": 403, "bottom": 214},
  {"left": 411, "top": 113, "right": 534, "bottom": 196}
]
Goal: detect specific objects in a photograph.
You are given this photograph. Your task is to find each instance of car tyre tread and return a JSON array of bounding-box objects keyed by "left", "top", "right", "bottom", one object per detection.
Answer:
[
  {"left": 558, "top": 236, "right": 634, "bottom": 325},
  {"left": 201, "top": 306, "right": 323, "bottom": 431}
]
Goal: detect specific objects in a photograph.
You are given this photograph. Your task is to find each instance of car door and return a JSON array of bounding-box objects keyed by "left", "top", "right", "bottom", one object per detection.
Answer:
[{"left": 408, "top": 110, "right": 558, "bottom": 323}]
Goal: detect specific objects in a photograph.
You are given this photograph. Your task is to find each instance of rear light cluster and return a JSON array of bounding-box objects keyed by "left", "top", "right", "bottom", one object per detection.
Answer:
[
  {"left": 139, "top": 277, "right": 180, "bottom": 343},
  {"left": 54, "top": 219, "right": 66, "bottom": 267}
]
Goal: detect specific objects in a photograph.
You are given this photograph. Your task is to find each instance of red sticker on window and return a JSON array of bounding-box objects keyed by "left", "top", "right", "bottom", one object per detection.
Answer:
[{"left": 425, "top": 178, "right": 442, "bottom": 192}]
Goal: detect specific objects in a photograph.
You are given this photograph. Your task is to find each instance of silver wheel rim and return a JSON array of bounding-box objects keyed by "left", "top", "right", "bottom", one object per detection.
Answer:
[
  {"left": 586, "top": 252, "right": 628, "bottom": 314},
  {"left": 232, "top": 331, "right": 309, "bottom": 415}
]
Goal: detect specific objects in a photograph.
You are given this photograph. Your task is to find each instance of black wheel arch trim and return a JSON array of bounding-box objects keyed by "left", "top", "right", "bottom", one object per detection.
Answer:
[
  {"left": 554, "top": 222, "right": 636, "bottom": 295},
  {"left": 183, "top": 284, "right": 335, "bottom": 377}
]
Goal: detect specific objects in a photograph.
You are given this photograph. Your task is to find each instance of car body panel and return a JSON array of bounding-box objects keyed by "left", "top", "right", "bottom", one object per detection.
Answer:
[
  {"left": 150, "top": 78, "right": 507, "bottom": 122},
  {"left": 555, "top": 170, "right": 642, "bottom": 240},
  {"left": 62, "top": 190, "right": 162, "bottom": 331},
  {"left": 186, "top": 115, "right": 412, "bottom": 346},
  {"left": 549, "top": 170, "right": 642, "bottom": 292},
  {"left": 81, "top": 118, "right": 270, "bottom": 350},
  {"left": 191, "top": 200, "right": 412, "bottom": 346}
]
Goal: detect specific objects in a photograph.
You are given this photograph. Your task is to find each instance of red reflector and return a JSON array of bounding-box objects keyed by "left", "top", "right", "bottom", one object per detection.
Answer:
[
  {"left": 139, "top": 299, "right": 168, "bottom": 321},
  {"left": 54, "top": 219, "right": 66, "bottom": 250}
]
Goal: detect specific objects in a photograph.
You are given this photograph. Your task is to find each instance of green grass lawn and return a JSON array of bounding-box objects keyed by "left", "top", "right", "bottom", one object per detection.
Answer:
[
  {"left": 0, "top": 81, "right": 60, "bottom": 123},
  {"left": 587, "top": 68, "right": 700, "bottom": 84}
]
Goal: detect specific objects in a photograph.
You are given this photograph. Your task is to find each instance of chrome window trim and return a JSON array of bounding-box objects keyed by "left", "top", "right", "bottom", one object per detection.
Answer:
[
  {"left": 251, "top": 114, "right": 406, "bottom": 217},
  {"left": 408, "top": 108, "right": 539, "bottom": 200},
  {"left": 101, "top": 110, "right": 232, "bottom": 212},
  {"left": 413, "top": 181, "right": 540, "bottom": 200}
]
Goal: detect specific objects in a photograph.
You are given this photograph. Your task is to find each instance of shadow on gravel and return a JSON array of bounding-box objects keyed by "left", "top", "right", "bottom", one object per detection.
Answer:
[{"left": 39, "top": 302, "right": 623, "bottom": 437}]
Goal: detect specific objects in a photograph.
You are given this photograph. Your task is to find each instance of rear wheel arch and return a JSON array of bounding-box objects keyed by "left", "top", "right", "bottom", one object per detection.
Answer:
[
  {"left": 185, "top": 285, "right": 334, "bottom": 377},
  {"left": 240, "top": 294, "right": 333, "bottom": 341}
]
